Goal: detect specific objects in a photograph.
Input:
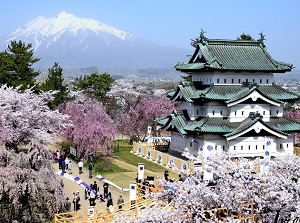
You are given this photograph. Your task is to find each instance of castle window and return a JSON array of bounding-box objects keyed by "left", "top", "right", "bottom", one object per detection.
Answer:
[
  {"left": 215, "top": 146, "right": 217, "bottom": 150},
  {"left": 212, "top": 111, "right": 215, "bottom": 115},
  {"left": 232, "top": 79, "right": 234, "bottom": 83},
  {"left": 242, "top": 111, "right": 244, "bottom": 116},
  {"left": 246, "top": 79, "right": 248, "bottom": 82},
  {"left": 234, "top": 146, "right": 236, "bottom": 150},
  {"left": 270, "top": 111, "right": 272, "bottom": 116},
  {"left": 197, "top": 110, "right": 199, "bottom": 115},
  {"left": 220, "top": 111, "right": 223, "bottom": 115},
  {"left": 238, "top": 79, "right": 241, "bottom": 83},
  {"left": 217, "top": 79, "right": 219, "bottom": 83},
  {"left": 248, "top": 145, "right": 250, "bottom": 150},
  {"left": 256, "top": 145, "right": 258, "bottom": 150},
  {"left": 235, "top": 111, "right": 237, "bottom": 116},
  {"left": 277, "top": 110, "right": 279, "bottom": 114},
  {"left": 224, "top": 79, "right": 226, "bottom": 83},
  {"left": 263, "top": 145, "right": 265, "bottom": 150},
  {"left": 287, "top": 144, "right": 289, "bottom": 148},
  {"left": 223, "top": 146, "right": 225, "bottom": 151},
  {"left": 253, "top": 79, "right": 255, "bottom": 82},
  {"left": 280, "top": 144, "right": 282, "bottom": 149},
  {"left": 260, "top": 79, "right": 262, "bottom": 84},
  {"left": 263, "top": 111, "right": 265, "bottom": 115},
  {"left": 266, "top": 79, "right": 269, "bottom": 84},
  {"left": 241, "top": 146, "right": 243, "bottom": 150}
]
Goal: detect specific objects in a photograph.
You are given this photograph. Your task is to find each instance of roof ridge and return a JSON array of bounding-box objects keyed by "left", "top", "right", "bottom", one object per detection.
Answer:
[{"left": 207, "top": 39, "right": 260, "bottom": 45}]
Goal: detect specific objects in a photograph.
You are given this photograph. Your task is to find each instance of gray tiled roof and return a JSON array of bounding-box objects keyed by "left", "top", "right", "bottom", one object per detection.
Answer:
[
  {"left": 156, "top": 110, "right": 300, "bottom": 138},
  {"left": 175, "top": 39, "right": 293, "bottom": 72},
  {"left": 171, "top": 82, "right": 300, "bottom": 103}
]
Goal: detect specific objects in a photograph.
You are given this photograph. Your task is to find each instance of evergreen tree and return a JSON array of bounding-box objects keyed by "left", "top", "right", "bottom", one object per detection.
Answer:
[
  {"left": 74, "top": 72, "right": 114, "bottom": 99},
  {"left": 0, "top": 52, "right": 11, "bottom": 84},
  {"left": 0, "top": 40, "right": 40, "bottom": 90},
  {"left": 39, "top": 62, "right": 70, "bottom": 109}
]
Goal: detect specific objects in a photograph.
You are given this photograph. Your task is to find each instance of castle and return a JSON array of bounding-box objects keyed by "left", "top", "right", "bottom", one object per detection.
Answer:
[{"left": 156, "top": 34, "right": 300, "bottom": 159}]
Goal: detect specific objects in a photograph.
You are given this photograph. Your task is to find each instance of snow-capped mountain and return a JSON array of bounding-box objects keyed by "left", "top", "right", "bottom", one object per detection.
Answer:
[{"left": 0, "top": 11, "right": 190, "bottom": 69}]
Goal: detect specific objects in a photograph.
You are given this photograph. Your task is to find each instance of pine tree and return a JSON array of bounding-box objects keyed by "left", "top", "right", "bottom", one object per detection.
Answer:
[
  {"left": 73, "top": 72, "right": 114, "bottom": 99},
  {"left": 0, "top": 40, "right": 40, "bottom": 90},
  {"left": 39, "top": 62, "right": 70, "bottom": 109}
]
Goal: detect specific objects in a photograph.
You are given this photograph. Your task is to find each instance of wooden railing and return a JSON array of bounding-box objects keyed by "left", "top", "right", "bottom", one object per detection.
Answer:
[
  {"left": 54, "top": 197, "right": 159, "bottom": 223},
  {"left": 54, "top": 179, "right": 261, "bottom": 222}
]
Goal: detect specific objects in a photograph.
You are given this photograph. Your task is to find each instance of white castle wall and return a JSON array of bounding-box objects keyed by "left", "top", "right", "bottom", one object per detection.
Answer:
[
  {"left": 170, "top": 133, "right": 294, "bottom": 158},
  {"left": 192, "top": 71, "right": 273, "bottom": 85}
]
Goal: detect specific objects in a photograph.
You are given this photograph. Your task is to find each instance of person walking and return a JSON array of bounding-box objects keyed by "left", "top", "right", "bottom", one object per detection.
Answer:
[
  {"left": 73, "top": 191, "right": 81, "bottom": 211},
  {"left": 106, "top": 192, "right": 113, "bottom": 208},
  {"left": 84, "top": 187, "right": 88, "bottom": 200},
  {"left": 89, "top": 190, "right": 96, "bottom": 206},
  {"left": 88, "top": 162, "right": 93, "bottom": 178},
  {"left": 68, "top": 160, "right": 72, "bottom": 174},
  {"left": 103, "top": 182, "right": 109, "bottom": 198},
  {"left": 92, "top": 181, "right": 99, "bottom": 192},
  {"left": 164, "top": 170, "right": 169, "bottom": 181},
  {"left": 117, "top": 195, "right": 124, "bottom": 210},
  {"left": 61, "top": 155, "right": 66, "bottom": 172},
  {"left": 65, "top": 157, "right": 69, "bottom": 170},
  {"left": 78, "top": 159, "right": 83, "bottom": 174},
  {"left": 72, "top": 192, "right": 76, "bottom": 211}
]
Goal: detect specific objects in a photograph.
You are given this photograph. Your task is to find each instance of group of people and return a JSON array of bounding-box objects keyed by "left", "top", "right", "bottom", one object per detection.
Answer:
[
  {"left": 84, "top": 181, "right": 104, "bottom": 206},
  {"left": 72, "top": 191, "right": 81, "bottom": 211},
  {"left": 54, "top": 150, "right": 72, "bottom": 174},
  {"left": 59, "top": 156, "right": 126, "bottom": 213},
  {"left": 82, "top": 180, "right": 122, "bottom": 210}
]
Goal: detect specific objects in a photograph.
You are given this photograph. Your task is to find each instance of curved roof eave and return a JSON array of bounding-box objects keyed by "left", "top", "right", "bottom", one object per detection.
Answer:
[
  {"left": 225, "top": 118, "right": 289, "bottom": 141},
  {"left": 226, "top": 89, "right": 283, "bottom": 107}
]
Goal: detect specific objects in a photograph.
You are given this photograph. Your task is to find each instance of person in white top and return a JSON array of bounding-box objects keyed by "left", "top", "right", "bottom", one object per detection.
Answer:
[
  {"left": 68, "top": 160, "right": 72, "bottom": 174},
  {"left": 65, "top": 157, "right": 69, "bottom": 170},
  {"left": 89, "top": 189, "right": 96, "bottom": 206},
  {"left": 78, "top": 159, "right": 83, "bottom": 174}
]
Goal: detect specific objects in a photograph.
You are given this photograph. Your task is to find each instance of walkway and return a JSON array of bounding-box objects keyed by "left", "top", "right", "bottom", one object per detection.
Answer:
[{"left": 53, "top": 160, "right": 130, "bottom": 214}]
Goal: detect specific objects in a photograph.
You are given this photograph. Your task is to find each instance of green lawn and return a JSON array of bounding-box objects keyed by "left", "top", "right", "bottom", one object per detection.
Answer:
[
  {"left": 99, "top": 163, "right": 134, "bottom": 188},
  {"left": 92, "top": 140, "right": 178, "bottom": 188},
  {"left": 112, "top": 140, "right": 171, "bottom": 173}
]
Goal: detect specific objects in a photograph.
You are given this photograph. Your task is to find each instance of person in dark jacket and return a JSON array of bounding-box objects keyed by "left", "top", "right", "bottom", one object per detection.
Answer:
[
  {"left": 88, "top": 162, "right": 93, "bottom": 178},
  {"left": 103, "top": 182, "right": 109, "bottom": 198},
  {"left": 106, "top": 192, "right": 113, "bottom": 208}
]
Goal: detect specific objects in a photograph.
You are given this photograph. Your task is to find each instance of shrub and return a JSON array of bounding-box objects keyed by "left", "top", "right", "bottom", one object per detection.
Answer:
[{"left": 93, "top": 156, "right": 113, "bottom": 172}]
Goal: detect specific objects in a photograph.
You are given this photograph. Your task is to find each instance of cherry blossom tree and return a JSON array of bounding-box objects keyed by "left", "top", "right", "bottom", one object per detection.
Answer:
[
  {"left": 59, "top": 97, "right": 117, "bottom": 159},
  {"left": 106, "top": 79, "right": 151, "bottom": 120},
  {"left": 117, "top": 95, "right": 176, "bottom": 138},
  {"left": 0, "top": 85, "right": 70, "bottom": 222},
  {"left": 112, "top": 151, "right": 300, "bottom": 222},
  {"left": 284, "top": 109, "right": 300, "bottom": 142}
]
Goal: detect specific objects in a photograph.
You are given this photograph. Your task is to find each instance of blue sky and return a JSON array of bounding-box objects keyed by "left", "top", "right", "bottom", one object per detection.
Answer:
[{"left": 1, "top": 0, "right": 300, "bottom": 69}]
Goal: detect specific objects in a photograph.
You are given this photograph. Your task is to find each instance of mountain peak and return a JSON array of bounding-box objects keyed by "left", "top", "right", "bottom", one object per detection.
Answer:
[
  {"left": 57, "top": 11, "right": 69, "bottom": 16},
  {"left": 55, "top": 11, "right": 78, "bottom": 21},
  {"left": 6, "top": 11, "right": 130, "bottom": 41},
  {"left": 0, "top": 12, "right": 189, "bottom": 69}
]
